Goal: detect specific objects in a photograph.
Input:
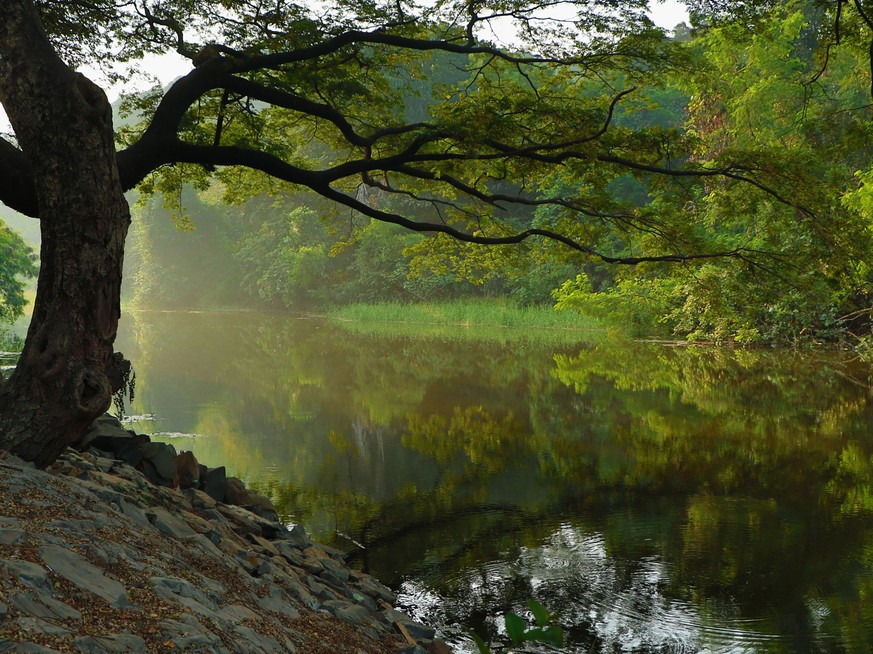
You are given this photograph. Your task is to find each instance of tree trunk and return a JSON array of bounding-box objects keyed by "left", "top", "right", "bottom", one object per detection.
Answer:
[{"left": 0, "top": 0, "right": 130, "bottom": 467}]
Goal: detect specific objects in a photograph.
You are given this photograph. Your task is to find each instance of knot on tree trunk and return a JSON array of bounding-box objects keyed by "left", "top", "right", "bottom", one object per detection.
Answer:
[
  {"left": 27, "top": 323, "right": 69, "bottom": 383},
  {"left": 73, "top": 365, "right": 110, "bottom": 416},
  {"left": 75, "top": 72, "right": 112, "bottom": 126}
]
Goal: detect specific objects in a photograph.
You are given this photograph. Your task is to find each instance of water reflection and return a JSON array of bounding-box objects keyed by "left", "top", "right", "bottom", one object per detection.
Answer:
[{"left": 116, "top": 310, "right": 873, "bottom": 653}]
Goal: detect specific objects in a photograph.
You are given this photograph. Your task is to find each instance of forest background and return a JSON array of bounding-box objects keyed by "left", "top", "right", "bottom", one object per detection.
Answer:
[{"left": 2, "top": 0, "right": 872, "bottom": 348}]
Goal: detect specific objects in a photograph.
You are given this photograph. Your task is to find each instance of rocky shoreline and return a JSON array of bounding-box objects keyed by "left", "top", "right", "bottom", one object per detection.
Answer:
[{"left": 0, "top": 417, "right": 450, "bottom": 654}]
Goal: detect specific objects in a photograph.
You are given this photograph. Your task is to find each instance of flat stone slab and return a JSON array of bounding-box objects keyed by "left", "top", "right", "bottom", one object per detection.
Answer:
[
  {"left": 1, "top": 558, "right": 51, "bottom": 590},
  {"left": 39, "top": 544, "right": 129, "bottom": 607},
  {"left": 0, "top": 528, "right": 26, "bottom": 545},
  {"left": 10, "top": 591, "right": 82, "bottom": 621},
  {"left": 146, "top": 505, "right": 199, "bottom": 541},
  {"left": 72, "top": 633, "right": 148, "bottom": 654}
]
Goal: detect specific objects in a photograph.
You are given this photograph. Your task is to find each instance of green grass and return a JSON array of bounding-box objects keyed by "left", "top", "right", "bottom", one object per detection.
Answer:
[{"left": 327, "top": 299, "right": 604, "bottom": 345}]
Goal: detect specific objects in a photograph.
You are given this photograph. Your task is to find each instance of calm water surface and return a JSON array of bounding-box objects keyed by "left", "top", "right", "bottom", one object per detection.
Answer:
[{"left": 115, "top": 310, "right": 873, "bottom": 654}]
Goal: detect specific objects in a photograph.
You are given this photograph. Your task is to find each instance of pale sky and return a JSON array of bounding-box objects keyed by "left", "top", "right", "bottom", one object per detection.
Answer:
[
  {"left": 120, "top": 1, "right": 691, "bottom": 97},
  {"left": 1, "top": 1, "right": 690, "bottom": 130}
]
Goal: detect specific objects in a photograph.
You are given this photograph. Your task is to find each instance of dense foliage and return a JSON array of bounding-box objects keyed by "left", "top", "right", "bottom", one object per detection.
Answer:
[
  {"left": 552, "top": 0, "right": 873, "bottom": 345},
  {"left": 124, "top": 0, "right": 873, "bottom": 346},
  {"left": 0, "top": 217, "right": 36, "bottom": 325}
]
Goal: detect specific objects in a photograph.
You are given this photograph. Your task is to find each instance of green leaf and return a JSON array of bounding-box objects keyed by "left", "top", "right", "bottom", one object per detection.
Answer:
[
  {"left": 504, "top": 612, "right": 527, "bottom": 644},
  {"left": 469, "top": 630, "right": 491, "bottom": 654},
  {"left": 527, "top": 599, "right": 551, "bottom": 627}
]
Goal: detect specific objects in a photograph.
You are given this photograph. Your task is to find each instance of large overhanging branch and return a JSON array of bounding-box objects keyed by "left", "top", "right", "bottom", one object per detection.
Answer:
[
  {"left": 149, "top": 138, "right": 759, "bottom": 265},
  {"left": 1, "top": 21, "right": 805, "bottom": 234},
  {"left": 361, "top": 170, "right": 682, "bottom": 242},
  {"left": 182, "top": 26, "right": 659, "bottom": 77},
  {"left": 0, "top": 136, "right": 37, "bottom": 216},
  {"left": 313, "top": 181, "right": 753, "bottom": 265}
]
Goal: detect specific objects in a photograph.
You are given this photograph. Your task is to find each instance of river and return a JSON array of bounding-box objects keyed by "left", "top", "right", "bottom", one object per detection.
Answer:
[{"left": 115, "top": 309, "right": 873, "bottom": 653}]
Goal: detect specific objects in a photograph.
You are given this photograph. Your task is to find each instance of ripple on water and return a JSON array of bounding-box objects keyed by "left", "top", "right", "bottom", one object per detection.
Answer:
[
  {"left": 531, "top": 525, "right": 786, "bottom": 653},
  {"left": 396, "top": 519, "right": 796, "bottom": 654},
  {"left": 120, "top": 413, "right": 158, "bottom": 424},
  {"left": 150, "top": 431, "right": 210, "bottom": 439}
]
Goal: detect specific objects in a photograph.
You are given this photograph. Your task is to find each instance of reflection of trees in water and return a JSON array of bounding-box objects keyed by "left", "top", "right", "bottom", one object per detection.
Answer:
[{"left": 117, "top": 313, "right": 873, "bottom": 652}]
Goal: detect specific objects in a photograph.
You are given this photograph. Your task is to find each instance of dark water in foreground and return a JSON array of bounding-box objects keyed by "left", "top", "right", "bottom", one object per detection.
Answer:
[{"left": 115, "top": 310, "right": 873, "bottom": 654}]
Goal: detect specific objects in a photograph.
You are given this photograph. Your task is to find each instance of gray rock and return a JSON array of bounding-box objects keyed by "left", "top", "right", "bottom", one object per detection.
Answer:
[
  {"left": 281, "top": 575, "right": 320, "bottom": 611},
  {"left": 305, "top": 577, "right": 329, "bottom": 597},
  {"left": 275, "top": 541, "right": 305, "bottom": 566},
  {"left": 184, "top": 487, "right": 217, "bottom": 508},
  {"left": 72, "top": 634, "right": 148, "bottom": 654},
  {"left": 139, "top": 442, "right": 177, "bottom": 481},
  {"left": 397, "top": 646, "right": 429, "bottom": 654},
  {"left": 0, "top": 430, "right": 446, "bottom": 654},
  {"left": 115, "top": 440, "right": 146, "bottom": 468},
  {"left": 150, "top": 576, "right": 223, "bottom": 620},
  {"left": 191, "top": 533, "right": 224, "bottom": 558},
  {"left": 157, "top": 616, "right": 227, "bottom": 654},
  {"left": 320, "top": 556, "right": 351, "bottom": 582},
  {"left": 352, "top": 591, "right": 379, "bottom": 612},
  {"left": 0, "top": 454, "right": 35, "bottom": 469},
  {"left": 146, "top": 506, "right": 198, "bottom": 541},
  {"left": 215, "top": 603, "right": 259, "bottom": 622},
  {"left": 78, "top": 414, "right": 145, "bottom": 454},
  {"left": 322, "top": 600, "right": 376, "bottom": 628},
  {"left": 151, "top": 575, "right": 214, "bottom": 604},
  {"left": 7, "top": 643, "right": 67, "bottom": 653},
  {"left": 300, "top": 556, "right": 324, "bottom": 575},
  {"left": 309, "top": 541, "right": 345, "bottom": 560},
  {"left": 356, "top": 575, "right": 397, "bottom": 604},
  {"left": 38, "top": 544, "right": 129, "bottom": 607},
  {"left": 15, "top": 616, "right": 74, "bottom": 636},
  {"left": 89, "top": 454, "right": 118, "bottom": 473},
  {"left": 201, "top": 466, "right": 227, "bottom": 502},
  {"left": 1, "top": 558, "right": 51, "bottom": 590},
  {"left": 283, "top": 524, "right": 312, "bottom": 548},
  {"left": 254, "top": 586, "right": 300, "bottom": 619},
  {"left": 231, "top": 623, "right": 286, "bottom": 654},
  {"left": 119, "top": 499, "right": 152, "bottom": 529},
  {"left": 46, "top": 517, "right": 105, "bottom": 534},
  {"left": 256, "top": 559, "right": 276, "bottom": 577},
  {"left": 10, "top": 591, "right": 82, "bottom": 621},
  {"left": 395, "top": 618, "right": 436, "bottom": 642},
  {"left": 216, "top": 503, "right": 282, "bottom": 539},
  {"left": 0, "top": 528, "right": 26, "bottom": 545},
  {"left": 320, "top": 570, "right": 350, "bottom": 593}
]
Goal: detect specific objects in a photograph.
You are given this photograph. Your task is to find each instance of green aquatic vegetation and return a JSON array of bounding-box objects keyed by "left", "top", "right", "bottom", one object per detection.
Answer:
[
  {"left": 471, "top": 599, "right": 564, "bottom": 653},
  {"left": 328, "top": 300, "right": 603, "bottom": 345}
]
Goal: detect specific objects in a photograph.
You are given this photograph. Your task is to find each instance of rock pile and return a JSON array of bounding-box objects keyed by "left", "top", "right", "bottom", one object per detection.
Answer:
[
  {"left": 0, "top": 420, "right": 451, "bottom": 654},
  {"left": 76, "top": 416, "right": 277, "bottom": 522}
]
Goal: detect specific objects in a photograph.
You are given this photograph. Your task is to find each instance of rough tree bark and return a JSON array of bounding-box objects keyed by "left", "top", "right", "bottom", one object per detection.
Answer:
[{"left": 0, "top": 0, "right": 130, "bottom": 466}]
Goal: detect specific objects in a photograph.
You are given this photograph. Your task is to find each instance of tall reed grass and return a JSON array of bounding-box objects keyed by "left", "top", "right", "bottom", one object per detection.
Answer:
[{"left": 328, "top": 299, "right": 603, "bottom": 344}]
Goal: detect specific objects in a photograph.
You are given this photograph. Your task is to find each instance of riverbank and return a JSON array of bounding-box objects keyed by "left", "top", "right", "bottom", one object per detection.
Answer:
[{"left": 0, "top": 420, "right": 450, "bottom": 654}]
